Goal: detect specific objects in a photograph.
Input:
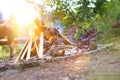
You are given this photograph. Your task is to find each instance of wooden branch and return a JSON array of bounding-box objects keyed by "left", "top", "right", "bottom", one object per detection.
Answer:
[
  {"left": 26, "top": 35, "right": 33, "bottom": 61},
  {"left": 58, "top": 32, "right": 75, "bottom": 45},
  {"left": 45, "top": 45, "right": 54, "bottom": 54},
  {"left": 66, "top": 8, "right": 77, "bottom": 21},
  {"left": 14, "top": 39, "right": 29, "bottom": 63},
  {"left": 38, "top": 32, "right": 44, "bottom": 58},
  {"left": 34, "top": 38, "right": 39, "bottom": 56},
  {"left": 20, "top": 43, "right": 29, "bottom": 60}
]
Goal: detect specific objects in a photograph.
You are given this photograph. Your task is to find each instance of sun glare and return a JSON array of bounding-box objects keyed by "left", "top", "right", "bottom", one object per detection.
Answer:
[{"left": 0, "top": 0, "right": 38, "bottom": 26}]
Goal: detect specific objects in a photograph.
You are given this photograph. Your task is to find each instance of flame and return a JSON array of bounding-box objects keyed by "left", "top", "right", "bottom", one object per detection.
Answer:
[{"left": 49, "top": 36, "right": 53, "bottom": 41}]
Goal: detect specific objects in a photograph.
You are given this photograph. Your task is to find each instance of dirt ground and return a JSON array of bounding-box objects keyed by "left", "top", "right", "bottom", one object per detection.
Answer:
[{"left": 0, "top": 39, "right": 120, "bottom": 80}]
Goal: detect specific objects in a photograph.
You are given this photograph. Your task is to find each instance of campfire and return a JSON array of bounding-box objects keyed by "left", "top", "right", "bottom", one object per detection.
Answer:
[{"left": 14, "top": 19, "right": 76, "bottom": 63}]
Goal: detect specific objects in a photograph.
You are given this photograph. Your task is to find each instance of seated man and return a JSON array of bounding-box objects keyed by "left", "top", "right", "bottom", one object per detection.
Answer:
[{"left": 0, "top": 10, "right": 15, "bottom": 59}]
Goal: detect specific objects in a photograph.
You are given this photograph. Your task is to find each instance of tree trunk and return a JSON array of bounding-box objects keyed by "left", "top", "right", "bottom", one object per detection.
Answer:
[
  {"left": 66, "top": 8, "right": 77, "bottom": 21},
  {"left": 82, "top": 0, "right": 89, "bottom": 18}
]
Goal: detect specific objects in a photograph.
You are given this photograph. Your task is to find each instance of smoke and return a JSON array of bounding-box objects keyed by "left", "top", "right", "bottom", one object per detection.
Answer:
[
  {"left": 52, "top": 19, "right": 64, "bottom": 33},
  {"left": 41, "top": 14, "right": 64, "bottom": 33}
]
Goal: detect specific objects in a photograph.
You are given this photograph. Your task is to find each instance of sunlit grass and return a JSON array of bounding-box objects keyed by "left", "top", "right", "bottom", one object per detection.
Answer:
[{"left": 0, "top": 46, "right": 10, "bottom": 59}]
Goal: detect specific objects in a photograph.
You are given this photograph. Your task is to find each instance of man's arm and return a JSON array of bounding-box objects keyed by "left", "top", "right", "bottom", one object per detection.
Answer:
[{"left": 0, "top": 21, "right": 7, "bottom": 27}]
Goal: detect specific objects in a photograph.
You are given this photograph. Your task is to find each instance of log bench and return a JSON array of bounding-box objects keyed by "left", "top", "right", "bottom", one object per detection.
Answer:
[{"left": 0, "top": 38, "right": 27, "bottom": 45}]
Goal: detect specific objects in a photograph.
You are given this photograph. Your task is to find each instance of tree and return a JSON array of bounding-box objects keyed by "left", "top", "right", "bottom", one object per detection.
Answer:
[{"left": 82, "top": 0, "right": 89, "bottom": 18}]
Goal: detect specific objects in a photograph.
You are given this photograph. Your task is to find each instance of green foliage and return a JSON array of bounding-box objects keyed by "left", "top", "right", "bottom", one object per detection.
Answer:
[
  {"left": 0, "top": 46, "right": 2, "bottom": 52},
  {"left": 93, "top": 0, "right": 107, "bottom": 15},
  {"left": 45, "top": 0, "right": 119, "bottom": 32},
  {"left": 104, "top": 0, "right": 120, "bottom": 22}
]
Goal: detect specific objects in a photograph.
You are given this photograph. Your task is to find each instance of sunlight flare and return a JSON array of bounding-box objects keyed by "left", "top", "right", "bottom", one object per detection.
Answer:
[{"left": 0, "top": 0, "right": 39, "bottom": 26}]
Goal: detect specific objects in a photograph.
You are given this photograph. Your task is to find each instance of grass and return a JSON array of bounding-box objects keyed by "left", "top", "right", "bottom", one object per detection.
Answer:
[
  {"left": 0, "top": 46, "right": 10, "bottom": 59},
  {"left": 97, "top": 28, "right": 120, "bottom": 44},
  {"left": 0, "top": 44, "right": 22, "bottom": 59},
  {"left": 88, "top": 74, "right": 120, "bottom": 80}
]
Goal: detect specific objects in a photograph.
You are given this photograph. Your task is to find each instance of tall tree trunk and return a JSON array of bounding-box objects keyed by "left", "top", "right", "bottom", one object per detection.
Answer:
[{"left": 82, "top": 0, "right": 89, "bottom": 18}]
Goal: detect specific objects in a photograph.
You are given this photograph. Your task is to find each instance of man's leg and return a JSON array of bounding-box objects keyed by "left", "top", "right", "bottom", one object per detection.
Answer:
[
  {"left": 7, "top": 27, "right": 15, "bottom": 58},
  {"left": 9, "top": 42, "right": 15, "bottom": 58}
]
